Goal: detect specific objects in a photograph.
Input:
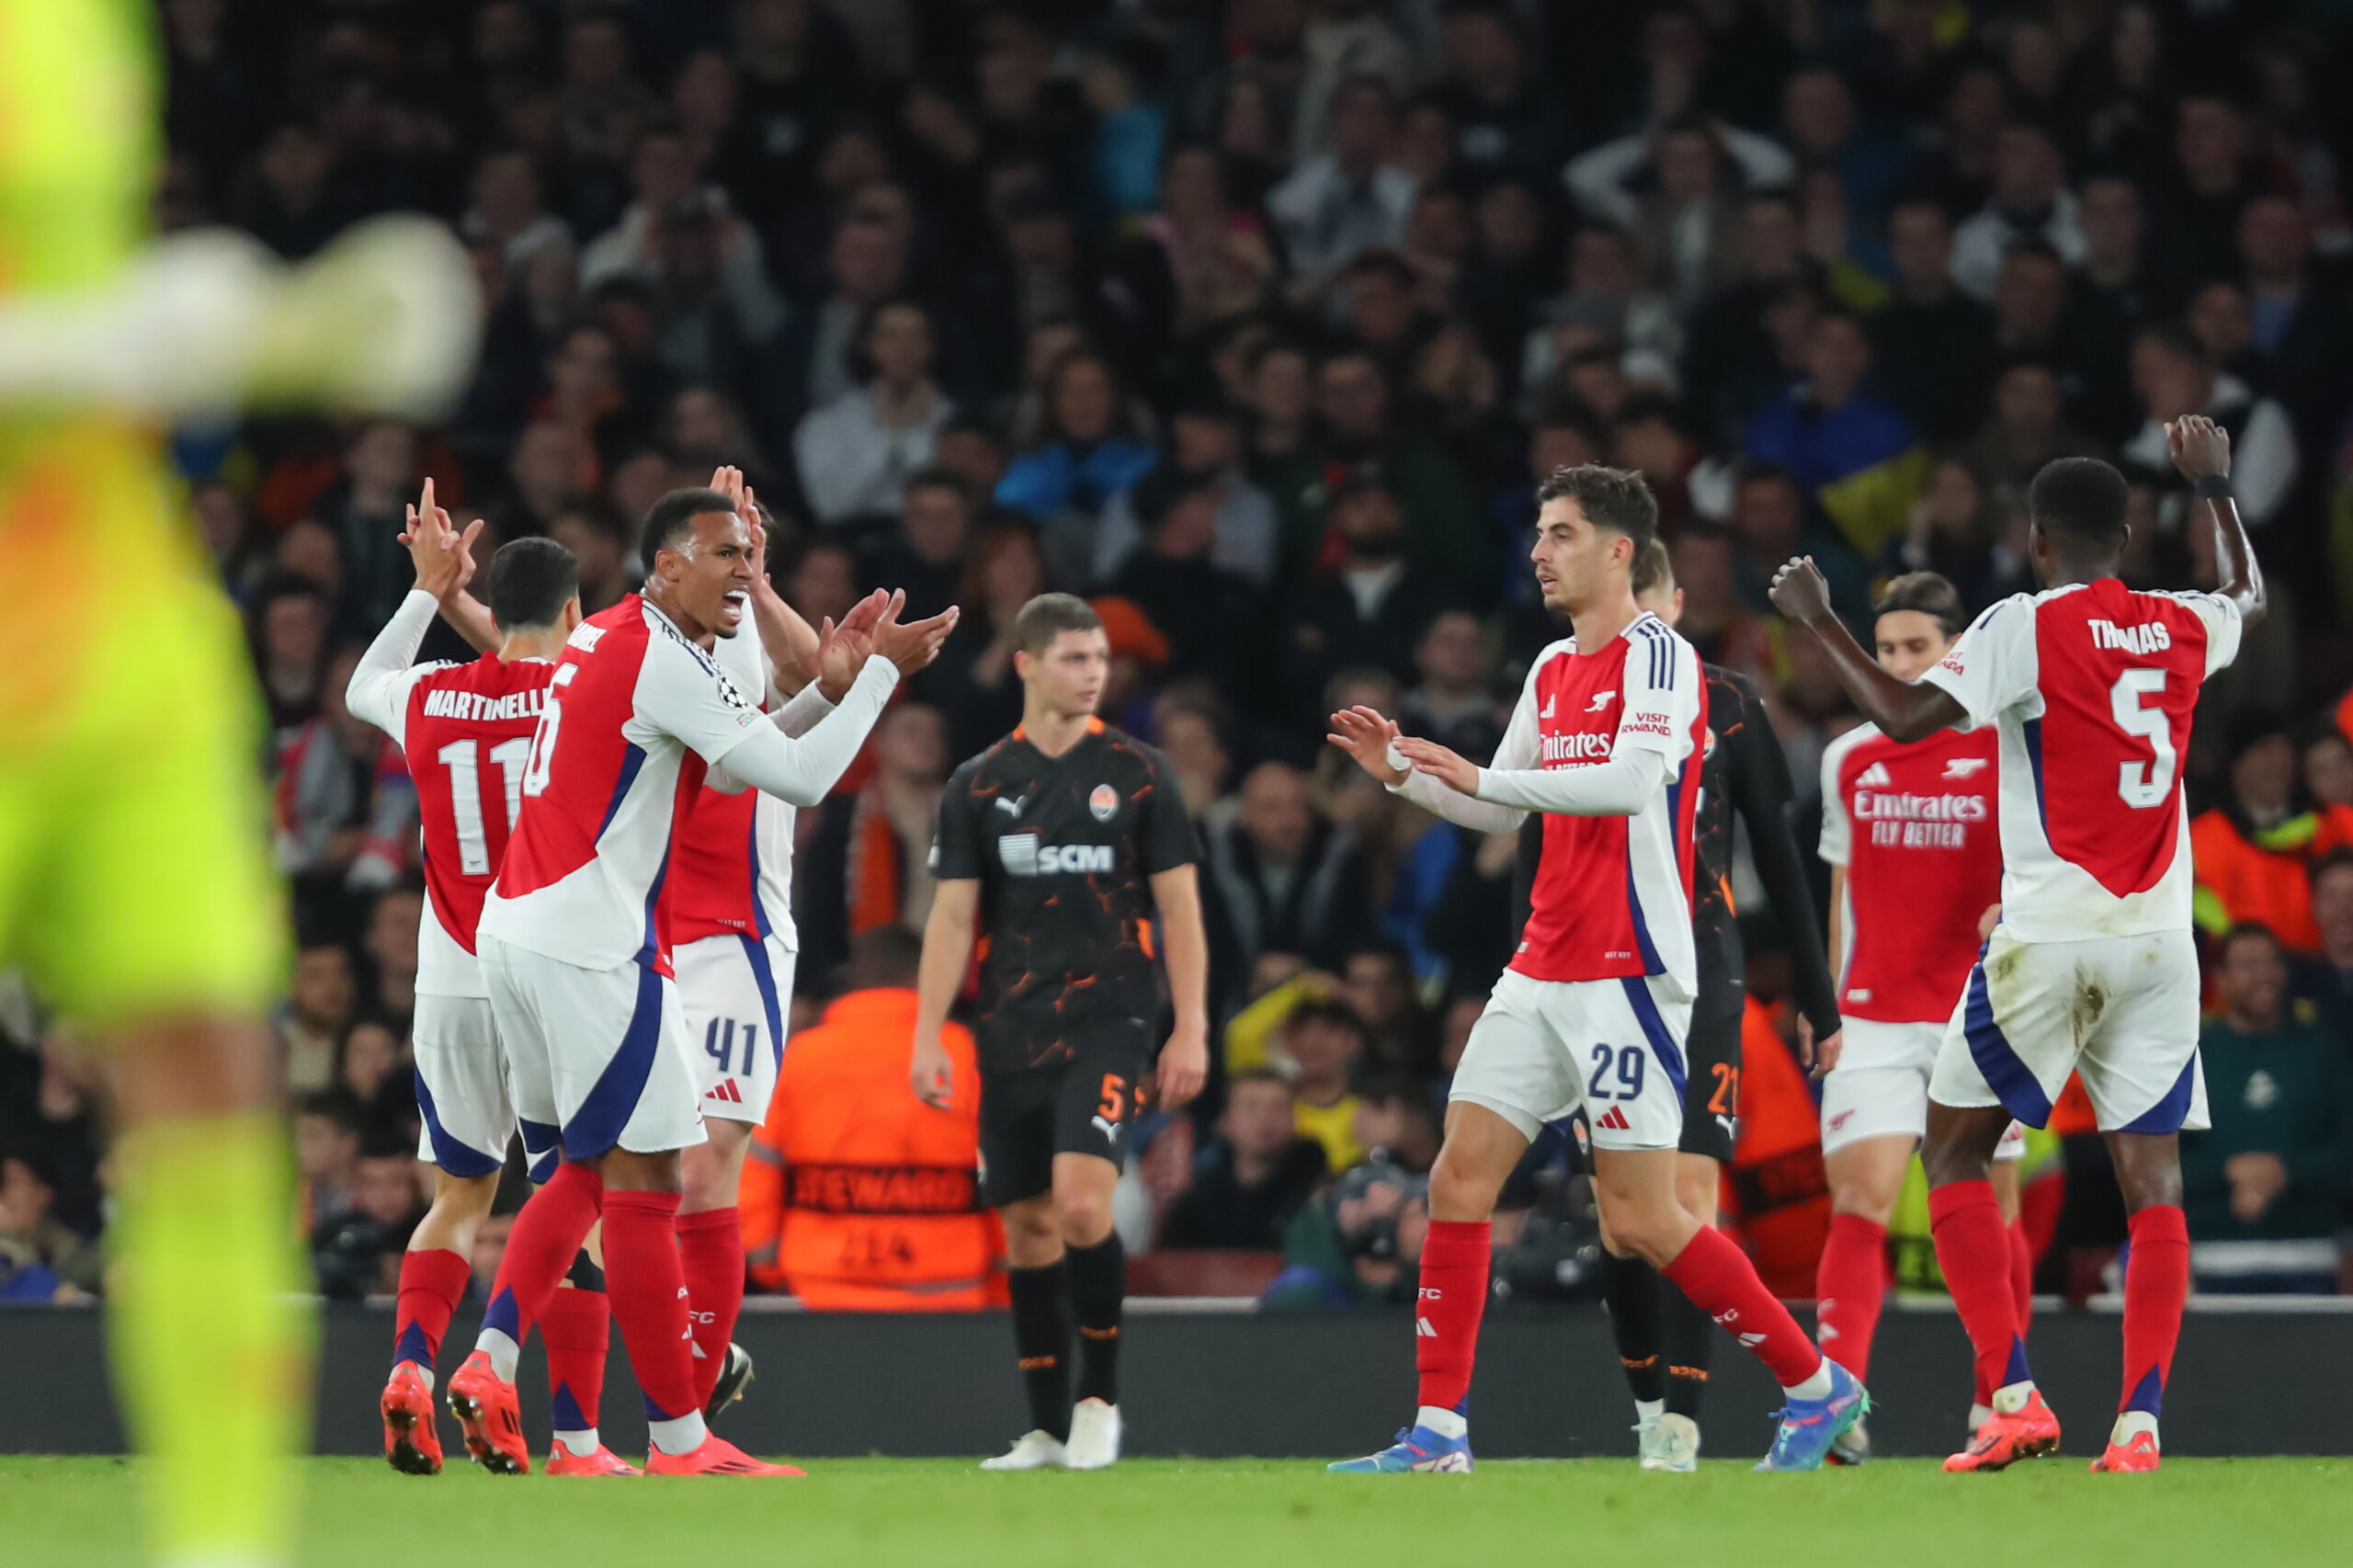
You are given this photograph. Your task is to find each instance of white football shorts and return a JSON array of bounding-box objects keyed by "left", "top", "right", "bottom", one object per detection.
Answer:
[
  {"left": 479, "top": 933, "right": 707, "bottom": 1162},
  {"left": 674, "top": 932, "right": 795, "bottom": 1126},
  {"left": 411, "top": 994, "right": 514, "bottom": 1178},
  {"left": 1821, "top": 1018, "right": 2023, "bottom": 1160},
  {"left": 1451, "top": 970, "right": 1691, "bottom": 1152},
  {"left": 1931, "top": 927, "right": 2208, "bottom": 1134}
]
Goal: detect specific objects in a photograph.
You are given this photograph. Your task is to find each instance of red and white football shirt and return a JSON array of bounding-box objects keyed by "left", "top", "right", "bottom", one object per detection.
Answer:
[
  {"left": 1818, "top": 722, "right": 2001, "bottom": 1023},
  {"left": 345, "top": 590, "right": 558, "bottom": 998},
  {"left": 1919, "top": 578, "right": 2242, "bottom": 942},
  {"left": 666, "top": 623, "right": 816, "bottom": 952},
  {"left": 1487, "top": 614, "right": 1708, "bottom": 995},
  {"left": 483, "top": 594, "right": 776, "bottom": 973}
]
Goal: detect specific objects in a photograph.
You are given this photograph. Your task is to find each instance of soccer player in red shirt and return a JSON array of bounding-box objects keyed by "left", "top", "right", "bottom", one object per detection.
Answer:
[
  {"left": 1773, "top": 418, "right": 2265, "bottom": 1472},
  {"left": 1328, "top": 465, "right": 1864, "bottom": 1473},
  {"left": 1813, "top": 572, "right": 2026, "bottom": 1459}
]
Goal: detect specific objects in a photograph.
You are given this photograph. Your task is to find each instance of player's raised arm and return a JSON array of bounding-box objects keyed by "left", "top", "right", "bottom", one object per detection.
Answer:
[
  {"left": 399, "top": 479, "right": 500, "bottom": 653},
  {"left": 1333, "top": 688, "right": 1529, "bottom": 834},
  {"left": 2170, "top": 414, "right": 2267, "bottom": 628},
  {"left": 1770, "top": 559, "right": 1968, "bottom": 744},
  {"left": 345, "top": 481, "right": 481, "bottom": 737}
]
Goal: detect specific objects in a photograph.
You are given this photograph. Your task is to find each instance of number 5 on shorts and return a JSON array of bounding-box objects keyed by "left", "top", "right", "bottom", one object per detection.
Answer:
[
  {"left": 1587, "top": 1043, "right": 1646, "bottom": 1101},
  {"left": 1097, "top": 1074, "right": 1126, "bottom": 1122}
]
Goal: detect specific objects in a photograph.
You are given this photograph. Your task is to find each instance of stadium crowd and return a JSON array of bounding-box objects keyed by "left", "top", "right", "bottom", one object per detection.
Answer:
[{"left": 7, "top": 0, "right": 2353, "bottom": 1309}]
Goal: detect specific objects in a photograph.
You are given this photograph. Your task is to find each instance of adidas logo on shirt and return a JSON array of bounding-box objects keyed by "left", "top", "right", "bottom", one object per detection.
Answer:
[
  {"left": 1540, "top": 694, "right": 1557, "bottom": 719},
  {"left": 1857, "top": 762, "right": 1894, "bottom": 788}
]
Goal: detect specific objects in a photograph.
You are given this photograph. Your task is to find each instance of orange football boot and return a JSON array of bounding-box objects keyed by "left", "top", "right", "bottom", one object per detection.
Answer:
[
  {"left": 546, "top": 1444, "right": 642, "bottom": 1476},
  {"left": 1944, "top": 1388, "right": 2062, "bottom": 1472},
  {"left": 381, "top": 1363, "right": 444, "bottom": 1476},
  {"left": 2090, "top": 1430, "right": 2161, "bottom": 1472},
  {"left": 446, "top": 1350, "right": 531, "bottom": 1475},
  {"left": 644, "top": 1434, "right": 805, "bottom": 1476}
]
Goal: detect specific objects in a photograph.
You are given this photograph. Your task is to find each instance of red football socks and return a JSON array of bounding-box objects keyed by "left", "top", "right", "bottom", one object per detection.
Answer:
[
  {"left": 1413, "top": 1220, "right": 1490, "bottom": 1414},
  {"left": 540, "top": 1285, "right": 610, "bottom": 1435},
  {"left": 1930, "top": 1179, "right": 2029, "bottom": 1398},
  {"left": 392, "top": 1246, "right": 471, "bottom": 1375},
  {"left": 675, "top": 1206, "right": 745, "bottom": 1407},
  {"left": 2120, "top": 1204, "right": 2188, "bottom": 1419},
  {"left": 1813, "top": 1213, "right": 1888, "bottom": 1383},
  {"left": 482, "top": 1161, "right": 603, "bottom": 1360},
  {"left": 602, "top": 1188, "right": 703, "bottom": 1424},
  {"left": 1663, "top": 1224, "right": 1824, "bottom": 1388}
]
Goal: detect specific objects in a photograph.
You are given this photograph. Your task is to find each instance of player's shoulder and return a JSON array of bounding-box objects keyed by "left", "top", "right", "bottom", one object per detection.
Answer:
[
  {"left": 1819, "top": 720, "right": 1886, "bottom": 778},
  {"left": 947, "top": 738, "right": 1015, "bottom": 793},
  {"left": 1523, "top": 634, "right": 1578, "bottom": 683},
  {"left": 1702, "top": 662, "right": 1764, "bottom": 707},
  {"left": 1097, "top": 723, "right": 1172, "bottom": 776},
  {"left": 1623, "top": 609, "right": 1695, "bottom": 666}
]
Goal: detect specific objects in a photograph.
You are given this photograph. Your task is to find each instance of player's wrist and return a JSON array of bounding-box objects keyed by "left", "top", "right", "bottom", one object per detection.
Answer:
[{"left": 2191, "top": 473, "right": 2233, "bottom": 498}]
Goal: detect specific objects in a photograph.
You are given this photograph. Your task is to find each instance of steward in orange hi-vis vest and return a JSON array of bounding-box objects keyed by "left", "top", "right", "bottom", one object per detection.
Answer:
[{"left": 742, "top": 985, "right": 999, "bottom": 1310}]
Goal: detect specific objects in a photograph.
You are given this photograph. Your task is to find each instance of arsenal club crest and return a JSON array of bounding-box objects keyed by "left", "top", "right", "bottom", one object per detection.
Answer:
[{"left": 1089, "top": 783, "right": 1119, "bottom": 822}]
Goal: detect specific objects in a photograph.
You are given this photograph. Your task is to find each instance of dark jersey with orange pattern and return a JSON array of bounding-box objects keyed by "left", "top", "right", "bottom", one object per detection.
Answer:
[{"left": 931, "top": 721, "right": 1199, "bottom": 1073}]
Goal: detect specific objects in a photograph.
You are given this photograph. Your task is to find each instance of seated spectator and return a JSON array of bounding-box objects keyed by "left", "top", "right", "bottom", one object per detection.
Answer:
[
  {"left": 274, "top": 651, "right": 416, "bottom": 926},
  {"left": 741, "top": 930, "right": 993, "bottom": 1309},
  {"left": 2288, "top": 850, "right": 2353, "bottom": 1043},
  {"left": 779, "top": 211, "right": 909, "bottom": 420},
  {"left": 249, "top": 573, "right": 333, "bottom": 741},
  {"left": 1961, "top": 360, "right": 2105, "bottom": 498},
  {"left": 460, "top": 147, "right": 573, "bottom": 272},
  {"left": 2184, "top": 926, "right": 2353, "bottom": 1293},
  {"left": 866, "top": 469, "right": 972, "bottom": 622},
  {"left": 1314, "top": 351, "right": 1485, "bottom": 591},
  {"left": 1159, "top": 1069, "right": 1329, "bottom": 1251},
  {"left": 1949, "top": 121, "right": 2085, "bottom": 301},
  {"left": 2120, "top": 324, "right": 2298, "bottom": 528},
  {"left": 337, "top": 1021, "right": 410, "bottom": 1140},
  {"left": 1338, "top": 938, "right": 1440, "bottom": 1079},
  {"left": 293, "top": 1088, "right": 363, "bottom": 1238},
  {"left": 273, "top": 944, "right": 355, "bottom": 1095},
  {"left": 1726, "top": 463, "right": 1870, "bottom": 629},
  {"left": 1400, "top": 608, "right": 1499, "bottom": 761},
  {"left": 1351, "top": 1076, "right": 1441, "bottom": 1174},
  {"left": 1665, "top": 526, "right": 1773, "bottom": 678},
  {"left": 1108, "top": 468, "right": 1267, "bottom": 689},
  {"left": 994, "top": 348, "right": 1157, "bottom": 588},
  {"left": 580, "top": 122, "right": 774, "bottom": 303},
  {"left": 797, "top": 703, "right": 947, "bottom": 987},
  {"left": 2306, "top": 731, "right": 2353, "bottom": 812},
  {"left": 792, "top": 299, "right": 956, "bottom": 527},
  {"left": 1280, "top": 482, "right": 1450, "bottom": 718},
  {"left": 311, "top": 1131, "right": 425, "bottom": 1300},
  {"left": 1279, "top": 997, "right": 1369, "bottom": 1174},
  {"left": 363, "top": 886, "right": 423, "bottom": 1026},
  {"left": 1524, "top": 224, "right": 1682, "bottom": 405},
  {"left": 1267, "top": 74, "right": 1415, "bottom": 283},
  {"left": 1259, "top": 1161, "right": 1429, "bottom": 1310},
  {"left": 1203, "top": 764, "right": 1377, "bottom": 1006},
  {"left": 920, "top": 519, "right": 1043, "bottom": 758},
  {"left": 1093, "top": 393, "right": 1279, "bottom": 590},
  {"left": 546, "top": 496, "right": 636, "bottom": 617},
  {"left": 1562, "top": 112, "right": 1794, "bottom": 311},
  {"left": 1744, "top": 309, "right": 1927, "bottom": 561},
  {"left": 1156, "top": 701, "right": 1234, "bottom": 826},
  {"left": 0, "top": 1143, "right": 102, "bottom": 1300},
  {"left": 2191, "top": 714, "right": 2353, "bottom": 955},
  {"left": 1881, "top": 457, "right": 2035, "bottom": 614}
]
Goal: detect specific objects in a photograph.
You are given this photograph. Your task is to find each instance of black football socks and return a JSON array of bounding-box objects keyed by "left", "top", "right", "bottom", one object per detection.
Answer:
[
  {"left": 1066, "top": 1233, "right": 1126, "bottom": 1407},
  {"left": 1007, "top": 1261, "right": 1072, "bottom": 1442}
]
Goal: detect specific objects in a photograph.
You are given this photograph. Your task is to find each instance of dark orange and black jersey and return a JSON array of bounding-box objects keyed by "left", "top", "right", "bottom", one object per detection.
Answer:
[{"left": 931, "top": 721, "right": 1199, "bottom": 1073}]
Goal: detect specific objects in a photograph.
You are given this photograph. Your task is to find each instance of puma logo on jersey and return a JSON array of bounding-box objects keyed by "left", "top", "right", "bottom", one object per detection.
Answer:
[
  {"left": 1856, "top": 762, "right": 1893, "bottom": 788},
  {"left": 2088, "top": 618, "right": 2172, "bottom": 654},
  {"left": 1944, "top": 756, "right": 1990, "bottom": 778},
  {"left": 995, "top": 794, "right": 1027, "bottom": 817},
  {"left": 1587, "top": 690, "right": 1615, "bottom": 711}
]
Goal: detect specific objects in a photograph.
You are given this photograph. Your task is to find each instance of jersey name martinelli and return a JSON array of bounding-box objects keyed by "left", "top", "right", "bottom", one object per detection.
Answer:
[
  {"left": 1818, "top": 722, "right": 2001, "bottom": 1024},
  {"left": 1504, "top": 612, "right": 1707, "bottom": 997},
  {"left": 1919, "top": 578, "right": 2242, "bottom": 943}
]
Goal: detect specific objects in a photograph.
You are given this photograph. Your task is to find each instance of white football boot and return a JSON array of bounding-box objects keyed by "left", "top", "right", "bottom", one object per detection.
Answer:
[
  {"left": 1063, "top": 1399, "right": 1122, "bottom": 1470},
  {"left": 1639, "top": 1413, "right": 1700, "bottom": 1472},
  {"left": 980, "top": 1430, "right": 1068, "bottom": 1471}
]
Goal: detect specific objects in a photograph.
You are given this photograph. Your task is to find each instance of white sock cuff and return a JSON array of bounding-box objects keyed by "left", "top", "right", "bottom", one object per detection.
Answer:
[{"left": 1415, "top": 1405, "right": 1468, "bottom": 1441}]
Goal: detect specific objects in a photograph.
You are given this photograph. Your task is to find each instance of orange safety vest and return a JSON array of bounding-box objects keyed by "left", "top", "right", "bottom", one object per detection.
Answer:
[
  {"left": 2188, "top": 805, "right": 2353, "bottom": 955},
  {"left": 1719, "top": 1000, "right": 1832, "bottom": 1300},
  {"left": 741, "top": 988, "right": 1001, "bottom": 1311}
]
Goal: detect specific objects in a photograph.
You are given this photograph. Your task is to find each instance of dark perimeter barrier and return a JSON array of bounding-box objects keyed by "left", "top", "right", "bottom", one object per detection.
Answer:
[{"left": 6, "top": 1299, "right": 2350, "bottom": 1459}]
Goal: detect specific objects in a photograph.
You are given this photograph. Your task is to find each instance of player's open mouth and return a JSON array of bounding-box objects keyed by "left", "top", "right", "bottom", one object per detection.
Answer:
[{"left": 720, "top": 591, "right": 747, "bottom": 624}]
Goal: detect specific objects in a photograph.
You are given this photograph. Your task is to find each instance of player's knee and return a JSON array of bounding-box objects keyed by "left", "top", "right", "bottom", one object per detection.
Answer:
[
  {"left": 1427, "top": 1147, "right": 1504, "bottom": 1221},
  {"left": 1829, "top": 1175, "right": 1899, "bottom": 1226},
  {"left": 1054, "top": 1188, "right": 1113, "bottom": 1246}
]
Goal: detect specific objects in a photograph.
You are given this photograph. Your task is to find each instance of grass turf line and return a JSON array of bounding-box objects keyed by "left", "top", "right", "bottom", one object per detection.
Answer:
[{"left": 4, "top": 1456, "right": 2349, "bottom": 1568}]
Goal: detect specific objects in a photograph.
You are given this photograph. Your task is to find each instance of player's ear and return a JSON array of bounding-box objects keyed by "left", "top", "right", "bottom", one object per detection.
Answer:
[{"left": 562, "top": 597, "right": 582, "bottom": 633}]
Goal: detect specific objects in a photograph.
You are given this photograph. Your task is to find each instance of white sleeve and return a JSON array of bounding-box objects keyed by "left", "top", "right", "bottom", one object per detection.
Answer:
[
  {"left": 773, "top": 679, "right": 835, "bottom": 739},
  {"left": 1472, "top": 746, "right": 1666, "bottom": 816},
  {"left": 343, "top": 589, "right": 446, "bottom": 753},
  {"left": 2174, "top": 591, "right": 2245, "bottom": 677},
  {"left": 702, "top": 655, "right": 901, "bottom": 806},
  {"left": 1384, "top": 654, "right": 1547, "bottom": 833},
  {"left": 1917, "top": 595, "right": 2033, "bottom": 731},
  {"left": 1721, "top": 127, "right": 1798, "bottom": 188},
  {"left": 1561, "top": 135, "right": 1645, "bottom": 227},
  {"left": 1817, "top": 736, "right": 1854, "bottom": 868},
  {"left": 1607, "top": 627, "right": 1699, "bottom": 760}
]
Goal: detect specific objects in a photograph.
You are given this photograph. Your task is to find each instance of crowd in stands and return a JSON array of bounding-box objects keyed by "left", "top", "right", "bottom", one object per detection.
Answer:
[{"left": 11, "top": 0, "right": 2353, "bottom": 1307}]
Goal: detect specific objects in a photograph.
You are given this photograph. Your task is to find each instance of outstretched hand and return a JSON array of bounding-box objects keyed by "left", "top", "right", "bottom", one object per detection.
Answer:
[
  {"left": 1327, "top": 706, "right": 1407, "bottom": 786},
  {"left": 872, "top": 590, "right": 961, "bottom": 675},
  {"left": 814, "top": 589, "right": 889, "bottom": 700},
  {"left": 398, "top": 477, "right": 481, "bottom": 601},
  {"left": 1767, "top": 556, "right": 1834, "bottom": 627},
  {"left": 1393, "top": 736, "right": 1479, "bottom": 795}
]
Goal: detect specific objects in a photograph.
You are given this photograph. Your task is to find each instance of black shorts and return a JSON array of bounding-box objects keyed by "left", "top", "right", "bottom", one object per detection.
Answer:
[
  {"left": 977, "top": 1021, "right": 1151, "bottom": 1209},
  {"left": 1677, "top": 926, "right": 1746, "bottom": 1163}
]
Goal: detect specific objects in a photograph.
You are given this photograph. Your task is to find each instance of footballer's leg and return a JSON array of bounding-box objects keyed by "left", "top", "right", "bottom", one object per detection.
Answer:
[
  {"left": 677, "top": 1119, "right": 755, "bottom": 1411},
  {"left": 1051, "top": 1033, "right": 1145, "bottom": 1470},
  {"left": 1816, "top": 1130, "right": 1909, "bottom": 1461},
  {"left": 982, "top": 1066, "right": 1074, "bottom": 1469},
  {"left": 1984, "top": 1125, "right": 2033, "bottom": 1436}
]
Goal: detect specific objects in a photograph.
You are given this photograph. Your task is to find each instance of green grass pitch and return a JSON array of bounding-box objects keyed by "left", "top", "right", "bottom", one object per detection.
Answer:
[{"left": 6, "top": 1455, "right": 2349, "bottom": 1567}]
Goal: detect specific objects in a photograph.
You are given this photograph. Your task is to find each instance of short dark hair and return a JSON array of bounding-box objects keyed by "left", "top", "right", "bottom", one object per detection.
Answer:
[
  {"left": 1226, "top": 1066, "right": 1290, "bottom": 1092},
  {"left": 1630, "top": 535, "right": 1674, "bottom": 599},
  {"left": 903, "top": 465, "right": 971, "bottom": 507},
  {"left": 1873, "top": 572, "right": 1967, "bottom": 638},
  {"left": 1534, "top": 463, "right": 1659, "bottom": 547},
  {"left": 2216, "top": 922, "right": 2283, "bottom": 964},
  {"left": 1011, "top": 592, "right": 1102, "bottom": 656},
  {"left": 294, "top": 1088, "right": 363, "bottom": 1133},
  {"left": 1284, "top": 997, "right": 1368, "bottom": 1040},
  {"left": 2310, "top": 846, "right": 2353, "bottom": 891},
  {"left": 843, "top": 926, "right": 924, "bottom": 991},
  {"left": 639, "top": 485, "right": 735, "bottom": 569},
  {"left": 485, "top": 538, "right": 580, "bottom": 631},
  {"left": 2028, "top": 457, "right": 2130, "bottom": 547}
]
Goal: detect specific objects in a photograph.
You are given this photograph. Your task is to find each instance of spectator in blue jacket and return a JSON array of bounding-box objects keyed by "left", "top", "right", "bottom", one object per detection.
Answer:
[
  {"left": 995, "top": 347, "right": 1158, "bottom": 586},
  {"left": 1744, "top": 307, "right": 1927, "bottom": 560}
]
